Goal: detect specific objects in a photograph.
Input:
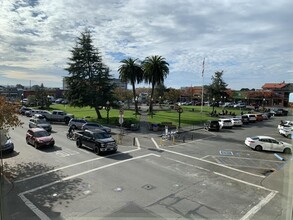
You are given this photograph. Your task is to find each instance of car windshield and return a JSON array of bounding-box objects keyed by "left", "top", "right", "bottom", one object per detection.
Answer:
[
  {"left": 93, "top": 132, "right": 111, "bottom": 139},
  {"left": 34, "top": 131, "right": 50, "bottom": 137}
]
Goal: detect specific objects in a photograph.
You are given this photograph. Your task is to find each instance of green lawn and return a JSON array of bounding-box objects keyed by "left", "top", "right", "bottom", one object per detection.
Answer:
[{"left": 50, "top": 104, "right": 251, "bottom": 127}]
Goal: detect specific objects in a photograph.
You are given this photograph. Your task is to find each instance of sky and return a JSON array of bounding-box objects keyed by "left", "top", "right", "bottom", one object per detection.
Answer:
[{"left": 0, "top": 0, "right": 292, "bottom": 90}]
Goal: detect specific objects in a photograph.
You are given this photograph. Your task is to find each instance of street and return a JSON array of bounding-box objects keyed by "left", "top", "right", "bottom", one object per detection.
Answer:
[{"left": 2, "top": 115, "right": 292, "bottom": 219}]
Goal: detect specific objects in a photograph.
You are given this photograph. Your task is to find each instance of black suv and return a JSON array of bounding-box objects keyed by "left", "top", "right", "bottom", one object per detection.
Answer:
[{"left": 204, "top": 120, "right": 220, "bottom": 131}]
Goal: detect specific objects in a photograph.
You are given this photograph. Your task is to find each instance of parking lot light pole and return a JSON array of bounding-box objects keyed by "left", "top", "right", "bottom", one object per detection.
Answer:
[
  {"left": 106, "top": 101, "right": 110, "bottom": 124},
  {"left": 263, "top": 98, "right": 265, "bottom": 111},
  {"left": 212, "top": 97, "right": 215, "bottom": 113},
  {"left": 177, "top": 104, "right": 183, "bottom": 129}
]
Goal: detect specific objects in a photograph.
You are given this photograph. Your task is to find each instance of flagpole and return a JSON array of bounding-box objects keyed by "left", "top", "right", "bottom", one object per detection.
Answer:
[{"left": 201, "top": 58, "right": 205, "bottom": 113}]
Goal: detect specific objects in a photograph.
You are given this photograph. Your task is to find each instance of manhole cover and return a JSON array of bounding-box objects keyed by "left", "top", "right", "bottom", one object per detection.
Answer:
[
  {"left": 219, "top": 150, "right": 233, "bottom": 156},
  {"left": 142, "top": 184, "right": 155, "bottom": 190}
]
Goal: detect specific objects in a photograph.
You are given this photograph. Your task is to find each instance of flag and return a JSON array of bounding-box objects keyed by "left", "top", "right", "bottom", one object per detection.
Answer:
[{"left": 201, "top": 57, "right": 205, "bottom": 77}]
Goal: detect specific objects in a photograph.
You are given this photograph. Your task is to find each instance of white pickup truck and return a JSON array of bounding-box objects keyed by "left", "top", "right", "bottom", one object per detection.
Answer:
[{"left": 40, "top": 110, "right": 74, "bottom": 125}]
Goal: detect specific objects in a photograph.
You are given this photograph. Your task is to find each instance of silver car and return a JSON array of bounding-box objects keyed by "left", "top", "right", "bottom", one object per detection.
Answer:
[
  {"left": 68, "top": 118, "right": 87, "bottom": 130},
  {"left": 81, "top": 122, "right": 111, "bottom": 133},
  {"left": 29, "top": 118, "right": 52, "bottom": 132}
]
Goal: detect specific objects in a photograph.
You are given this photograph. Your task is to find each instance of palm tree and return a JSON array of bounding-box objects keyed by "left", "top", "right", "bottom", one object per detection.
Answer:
[
  {"left": 118, "top": 58, "right": 144, "bottom": 114},
  {"left": 142, "top": 55, "right": 169, "bottom": 115}
]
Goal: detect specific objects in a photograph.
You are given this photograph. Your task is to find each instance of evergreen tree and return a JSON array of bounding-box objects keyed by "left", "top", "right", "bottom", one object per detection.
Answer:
[
  {"left": 65, "top": 30, "right": 115, "bottom": 119},
  {"left": 206, "top": 71, "right": 228, "bottom": 102}
]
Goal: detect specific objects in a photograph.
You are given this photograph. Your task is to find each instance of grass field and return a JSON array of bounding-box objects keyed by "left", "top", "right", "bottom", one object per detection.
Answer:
[{"left": 50, "top": 104, "right": 250, "bottom": 127}]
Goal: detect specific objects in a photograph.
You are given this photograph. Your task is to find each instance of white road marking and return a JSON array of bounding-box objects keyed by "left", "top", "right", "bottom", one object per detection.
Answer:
[
  {"left": 18, "top": 194, "right": 51, "bottom": 220},
  {"left": 135, "top": 137, "right": 141, "bottom": 149},
  {"left": 201, "top": 155, "right": 210, "bottom": 159},
  {"left": 151, "top": 137, "right": 160, "bottom": 149},
  {"left": 152, "top": 139, "right": 265, "bottom": 178},
  {"left": 15, "top": 148, "right": 140, "bottom": 183},
  {"left": 240, "top": 191, "right": 278, "bottom": 220},
  {"left": 18, "top": 153, "right": 160, "bottom": 220},
  {"left": 214, "top": 155, "right": 285, "bottom": 163}
]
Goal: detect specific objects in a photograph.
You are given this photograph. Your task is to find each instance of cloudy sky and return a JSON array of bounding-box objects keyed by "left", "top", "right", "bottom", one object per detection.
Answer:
[{"left": 0, "top": 0, "right": 292, "bottom": 90}]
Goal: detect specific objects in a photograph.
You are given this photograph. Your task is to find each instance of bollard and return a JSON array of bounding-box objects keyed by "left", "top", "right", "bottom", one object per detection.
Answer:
[
  {"left": 183, "top": 136, "right": 185, "bottom": 143},
  {"left": 133, "top": 137, "right": 136, "bottom": 146},
  {"left": 172, "top": 135, "right": 175, "bottom": 144},
  {"left": 191, "top": 134, "right": 193, "bottom": 141}
]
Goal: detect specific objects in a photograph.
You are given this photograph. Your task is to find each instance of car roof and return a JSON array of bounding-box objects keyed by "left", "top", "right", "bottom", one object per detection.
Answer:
[{"left": 254, "top": 135, "right": 275, "bottom": 139}]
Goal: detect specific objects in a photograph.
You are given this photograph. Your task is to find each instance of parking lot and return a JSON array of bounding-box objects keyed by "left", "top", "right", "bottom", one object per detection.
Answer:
[{"left": 2, "top": 115, "right": 292, "bottom": 219}]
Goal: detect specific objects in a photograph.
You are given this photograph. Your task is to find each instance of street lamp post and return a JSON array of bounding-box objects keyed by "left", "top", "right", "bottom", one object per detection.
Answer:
[
  {"left": 263, "top": 98, "right": 265, "bottom": 111},
  {"left": 177, "top": 103, "right": 183, "bottom": 129},
  {"left": 212, "top": 97, "right": 215, "bottom": 114},
  {"left": 106, "top": 101, "right": 110, "bottom": 124}
]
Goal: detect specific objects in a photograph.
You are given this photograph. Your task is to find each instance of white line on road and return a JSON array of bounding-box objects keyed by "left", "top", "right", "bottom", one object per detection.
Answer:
[
  {"left": 240, "top": 191, "right": 278, "bottom": 220},
  {"left": 135, "top": 137, "right": 141, "bottom": 149},
  {"left": 18, "top": 153, "right": 161, "bottom": 220},
  {"left": 152, "top": 139, "right": 265, "bottom": 178},
  {"left": 151, "top": 137, "right": 160, "bottom": 149},
  {"left": 201, "top": 155, "right": 210, "bottom": 159},
  {"left": 15, "top": 148, "right": 140, "bottom": 183}
]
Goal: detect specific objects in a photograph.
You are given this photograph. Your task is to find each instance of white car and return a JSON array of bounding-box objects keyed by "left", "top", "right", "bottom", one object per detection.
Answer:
[
  {"left": 218, "top": 119, "right": 233, "bottom": 129},
  {"left": 279, "top": 127, "right": 293, "bottom": 139},
  {"left": 244, "top": 114, "right": 256, "bottom": 123},
  {"left": 230, "top": 118, "right": 243, "bottom": 126},
  {"left": 278, "top": 121, "right": 293, "bottom": 130},
  {"left": 245, "top": 136, "right": 292, "bottom": 154}
]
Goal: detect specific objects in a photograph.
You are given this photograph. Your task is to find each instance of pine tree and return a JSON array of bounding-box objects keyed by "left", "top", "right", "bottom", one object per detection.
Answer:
[{"left": 65, "top": 30, "right": 115, "bottom": 119}]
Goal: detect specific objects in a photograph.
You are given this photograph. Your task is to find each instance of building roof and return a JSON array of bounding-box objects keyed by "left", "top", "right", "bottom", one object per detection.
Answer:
[{"left": 262, "top": 82, "right": 286, "bottom": 89}]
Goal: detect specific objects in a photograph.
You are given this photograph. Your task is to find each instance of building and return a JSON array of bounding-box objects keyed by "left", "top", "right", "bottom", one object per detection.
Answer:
[{"left": 262, "top": 82, "right": 293, "bottom": 107}]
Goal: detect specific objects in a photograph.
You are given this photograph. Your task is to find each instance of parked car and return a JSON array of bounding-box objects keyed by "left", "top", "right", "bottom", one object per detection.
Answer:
[
  {"left": 261, "top": 113, "right": 269, "bottom": 120},
  {"left": 237, "top": 115, "right": 249, "bottom": 124},
  {"left": 68, "top": 118, "right": 87, "bottom": 130},
  {"left": 255, "top": 114, "right": 263, "bottom": 121},
  {"left": 82, "top": 122, "right": 111, "bottom": 133},
  {"left": 26, "top": 128, "right": 55, "bottom": 149},
  {"left": 0, "top": 132, "right": 14, "bottom": 153},
  {"left": 29, "top": 118, "right": 52, "bottom": 132},
  {"left": 218, "top": 119, "right": 233, "bottom": 129},
  {"left": 274, "top": 108, "right": 288, "bottom": 116},
  {"left": 204, "top": 120, "right": 220, "bottom": 131},
  {"left": 233, "top": 103, "right": 246, "bottom": 108},
  {"left": 245, "top": 114, "right": 256, "bottom": 123},
  {"left": 75, "top": 129, "right": 117, "bottom": 155},
  {"left": 279, "top": 127, "right": 292, "bottom": 139},
  {"left": 278, "top": 121, "right": 293, "bottom": 130},
  {"left": 25, "top": 109, "right": 41, "bottom": 117},
  {"left": 230, "top": 118, "right": 243, "bottom": 126},
  {"left": 245, "top": 136, "right": 292, "bottom": 154},
  {"left": 19, "top": 106, "right": 32, "bottom": 115}
]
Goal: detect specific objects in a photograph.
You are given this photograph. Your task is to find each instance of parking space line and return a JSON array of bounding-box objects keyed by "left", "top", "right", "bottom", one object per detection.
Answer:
[
  {"left": 213, "top": 155, "right": 285, "bottom": 163},
  {"left": 135, "top": 137, "right": 141, "bottom": 149},
  {"left": 154, "top": 139, "right": 265, "bottom": 178},
  {"left": 240, "top": 191, "right": 278, "bottom": 220},
  {"left": 201, "top": 155, "right": 210, "bottom": 159},
  {"left": 15, "top": 148, "right": 140, "bottom": 183},
  {"left": 151, "top": 137, "right": 266, "bottom": 178},
  {"left": 18, "top": 153, "right": 160, "bottom": 220},
  {"left": 151, "top": 137, "right": 160, "bottom": 149}
]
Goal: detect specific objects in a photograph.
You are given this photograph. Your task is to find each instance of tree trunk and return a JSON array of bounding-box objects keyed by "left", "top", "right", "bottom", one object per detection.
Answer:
[
  {"left": 94, "top": 106, "right": 103, "bottom": 119},
  {"left": 132, "top": 82, "right": 138, "bottom": 114},
  {"left": 149, "top": 83, "right": 155, "bottom": 114}
]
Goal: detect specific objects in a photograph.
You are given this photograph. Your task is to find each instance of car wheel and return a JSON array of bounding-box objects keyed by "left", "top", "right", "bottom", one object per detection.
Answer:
[
  {"left": 72, "top": 125, "right": 77, "bottom": 130},
  {"left": 112, "top": 149, "right": 117, "bottom": 153},
  {"left": 283, "top": 148, "right": 291, "bottom": 154},
  {"left": 94, "top": 146, "right": 100, "bottom": 155},
  {"left": 76, "top": 139, "right": 82, "bottom": 148},
  {"left": 255, "top": 145, "right": 262, "bottom": 151},
  {"left": 34, "top": 142, "right": 39, "bottom": 149},
  {"left": 26, "top": 138, "right": 30, "bottom": 144}
]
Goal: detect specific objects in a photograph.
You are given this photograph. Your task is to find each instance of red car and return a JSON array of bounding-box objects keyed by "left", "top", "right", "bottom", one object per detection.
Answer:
[{"left": 26, "top": 128, "right": 55, "bottom": 149}]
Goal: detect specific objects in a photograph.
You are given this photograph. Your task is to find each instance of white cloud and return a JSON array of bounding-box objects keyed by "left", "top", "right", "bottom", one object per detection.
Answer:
[{"left": 0, "top": 0, "right": 292, "bottom": 88}]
